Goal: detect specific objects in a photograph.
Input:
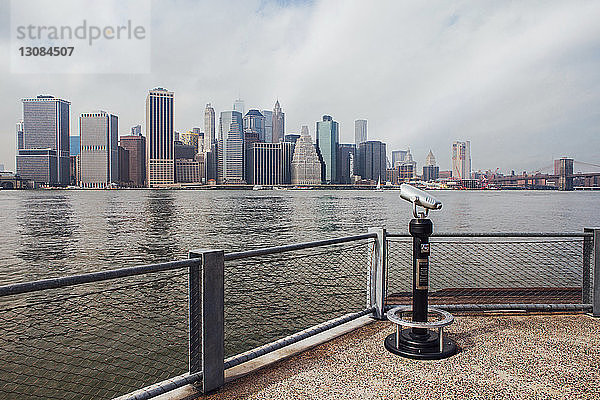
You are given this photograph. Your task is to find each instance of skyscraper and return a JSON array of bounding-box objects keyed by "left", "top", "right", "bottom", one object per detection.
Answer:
[
  {"left": 451, "top": 140, "right": 471, "bottom": 180},
  {"left": 243, "top": 110, "right": 266, "bottom": 141},
  {"left": 262, "top": 110, "right": 273, "bottom": 143},
  {"left": 218, "top": 110, "right": 244, "bottom": 183},
  {"left": 357, "top": 141, "right": 387, "bottom": 182},
  {"left": 180, "top": 130, "right": 200, "bottom": 153},
  {"left": 204, "top": 103, "right": 215, "bottom": 152},
  {"left": 120, "top": 134, "right": 146, "bottom": 187},
  {"left": 291, "top": 126, "right": 322, "bottom": 185},
  {"left": 423, "top": 150, "right": 439, "bottom": 182},
  {"left": 16, "top": 121, "right": 23, "bottom": 150},
  {"left": 316, "top": 115, "right": 339, "bottom": 183},
  {"left": 391, "top": 150, "right": 408, "bottom": 168},
  {"left": 17, "top": 95, "right": 70, "bottom": 185},
  {"left": 146, "top": 88, "right": 175, "bottom": 187},
  {"left": 272, "top": 100, "right": 285, "bottom": 143},
  {"left": 131, "top": 125, "right": 142, "bottom": 136},
  {"left": 338, "top": 144, "right": 356, "bottom": 184},
  {"left": 354, "top": 119, "right": 367, "bottom": 145},
  {"left": 233, "top": 99, "right": 245, "bottom": 116},
  {"left": 79, "top": 111, "right": 119, "bottom": 188},
  {"left": 247, "top": 142, "right": 294, "bottom": 185}
]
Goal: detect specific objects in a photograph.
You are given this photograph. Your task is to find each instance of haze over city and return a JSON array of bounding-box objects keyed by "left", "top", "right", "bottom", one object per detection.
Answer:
[{"left": 1, "top": 0, "right": 599, "bottom": 172}]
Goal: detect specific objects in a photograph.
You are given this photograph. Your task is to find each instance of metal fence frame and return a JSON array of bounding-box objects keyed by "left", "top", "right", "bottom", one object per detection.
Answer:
[{"left": 0, "top": 228, "right": 598, "bottom": 399}]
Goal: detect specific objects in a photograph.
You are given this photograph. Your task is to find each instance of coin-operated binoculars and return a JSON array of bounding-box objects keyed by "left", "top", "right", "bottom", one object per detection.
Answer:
[{"left": 384, "top": 184, "right": 457, "bottom": 360}]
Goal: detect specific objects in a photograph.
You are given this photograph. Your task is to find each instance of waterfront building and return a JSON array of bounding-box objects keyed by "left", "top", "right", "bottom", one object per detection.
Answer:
[
  {"left": 119, "top": 135, "right": 146, "bottom": 187},
  {"left": 399, "top": 163, "right": 415, "bottom": 182},
  {"left": 243, "top": 110, "right": 266, "bottom": 141},
  {"left": 357, "top": 140, "right": 387, "bottom": 182},
  {"left": 338, "top": 144, "right": 356, "bottom": 184},
  {"left": 16, "top": 121, "right": 24, "bottom": 150},
  {"left": 291, "top": 126, "right": 322, "bottom": 185},
  {"left": 175, "top": 141, "right": 197, "bottom": 160},
  {"left": 17, "top": 95, "right": 71, "bottom": 186},
  {"left": 247, "top": 142, "right": 294, "bottom": 185},
  {"left": 146, "top": 88, "right": 175, "bottom": 187},
  {"left": 180, "top": 130, "right": 200, "bottom": 153},
  {"left": 131, "top": 125, "right": 142, "bottom": 136},
  {"left": 354, "top": 119, "right": 367, "bottom": 145},
  {"left": 118, "top": 146, "right": 130, "bottom": 185},
  {"left": 262, "top": 110, "right": 273, "bottom": 143},
  {"left": 69, "top": 136, "right": 80, "bottom": 156},
  {"left": 423, "top": 150, "right": 439, "bottom": 181},
  {"left": 69, "top": 156, "right": 78, "bottom": 185},
  {"left": 175, "top": 157, "right": 204, "bottom": 183},
  {"left": 244, "top": 131, "right": 260, "bottom": 183},
  {"left": 391, "top": 150, "right": 408, "bottom": 168},
  {"left": 79, "top": 111, "right": 119, "bottom": 188},
  {"left": 451, "top": 140, "right": 471, "bottom": 180},
  {"left": 272, "top": 100, "right": 285, "bottom": 143},
  {"left": 316, "top": 115, "right": 339, "bottom": 183},
  {"left": 218, "top": 110, "right": 245, "bottom": 183},
  {"left": 387, "top": 167, "right": 399, "bottom": 184},
  {"left": 233, "top": 99, "right": 245, "bottom": 116},
  {"left": 204, "top": 104, "right": 216, "bottom": 152}
]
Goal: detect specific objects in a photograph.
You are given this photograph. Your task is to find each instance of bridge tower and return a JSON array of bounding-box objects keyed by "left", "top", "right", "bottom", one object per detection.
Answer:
[{"left": 554, "top": 158, "right": 574, "bottom": 191}]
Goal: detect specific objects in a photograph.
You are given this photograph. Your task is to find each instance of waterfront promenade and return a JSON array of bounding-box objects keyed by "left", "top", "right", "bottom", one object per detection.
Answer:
[{"left": 197, "top": 313, "right": 599, "bottom": 400}]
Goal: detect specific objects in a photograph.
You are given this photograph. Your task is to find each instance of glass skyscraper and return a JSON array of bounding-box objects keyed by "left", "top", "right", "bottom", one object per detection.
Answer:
[
  {"left": 218, "top": 110, "right": 244, "bottom": 183},
  {"left": 354, "top": 119, "right": 367, "bottom": 145},
  {"left": 79, "top": 111, "right": 119, "bottom": 188},
  {"left": 316, "top": 115, "right": 339, "bottom": 183},
  {"left": 17, "top": 95, "right": 70, "bottom": 186}
]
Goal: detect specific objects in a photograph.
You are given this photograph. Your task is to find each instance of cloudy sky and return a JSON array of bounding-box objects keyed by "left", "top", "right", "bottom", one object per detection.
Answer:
[{"left": 1, "top": 0, "right": 599, "bottom": 173}]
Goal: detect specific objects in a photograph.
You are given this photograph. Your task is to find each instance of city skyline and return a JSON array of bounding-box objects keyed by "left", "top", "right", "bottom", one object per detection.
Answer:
[{"left": 1, "top": 1, "right": 599, "bottom": 173}]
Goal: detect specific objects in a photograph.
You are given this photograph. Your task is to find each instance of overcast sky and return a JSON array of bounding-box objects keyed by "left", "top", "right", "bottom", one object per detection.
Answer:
[{"left": 1, "top": 0, "right": 599, "bottom": 173}]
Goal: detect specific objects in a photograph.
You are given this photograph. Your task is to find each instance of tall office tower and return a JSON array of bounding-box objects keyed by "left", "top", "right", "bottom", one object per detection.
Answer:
[
  {"left": 247, "top": 142, "right": 294, "bottom": 185},
  {"left": 284, "top": 134, "right": 300, "bottom": 144},
  {"left": 244, "top": 131, "right": 260, "bottom": 183},
  {"left": 16, "top": 121, "right": 24, "bottom": 150},
  {"left": 262, "top": 110, "right": 273, "bottom": 142},
  {"left": 17, "top": 95, "right": 70, "bottom": 186},
  {"left": 69, "top": 136, "right": 80, "bottom": 156},
  {"left": 191, "top": 127, "right": 204, "bottom": 153},
  {"left": 204, "top": 103, "right": 216, "bottom": 152},
  {"left": 316, "top": 115, "right": 339, "bottom": 183},
  {"left": 118, "top": 146, "right": 130, "bottom": 185},
  {"left": 131, "top": 125, "right": 142, "bottom": 136},
  {"left": 337, "top": 144, "right": 356, "bottom": 184},
  {"left": 391, "top": 150, "right": 408, "bottom": 168},
  {"left": 146, "top": 88, "right": 175, "bottom": 187},
  {"left": 423, "top": 149, "right": 439, "bottom": 181},
  {"left": 180, "top": 130, "right": 200, "bottom": 153},
  {"left": 451, "top": 140, "right": 471, "bottom": 180},
  {"left": 272, "top": 100, "right": 285, "bottom": 143},
  {"left": 79, "top": 111, "right": 119, "bottom": 188},
  {"left": 218, "top": 110, "right": 244, "bottom": 183},
  {"left": 233, "top": 99, "right": 245, "bottom": 115},
  {"left": 357, "top": 141, "right": 387, "bottom": 182},
  {"left": 291, "top": 126, "right": 322, "bottom": 185},
  {"left": 243, "top": 110, "right": 266, "bottom": 141},
  {"left": 354, "top": 119, "right": 367, "bottom": 145},
  {"left": 120, "top": 135, "right": 146, "bottom": 187},
  {"left": 425, "top": 149, "right": 436, "bottom": 166}
]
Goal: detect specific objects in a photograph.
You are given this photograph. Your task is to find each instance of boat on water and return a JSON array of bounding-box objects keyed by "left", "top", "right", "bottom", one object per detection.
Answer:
[{"left": 375, "top": 177, "right": 384, "bottom": 191}]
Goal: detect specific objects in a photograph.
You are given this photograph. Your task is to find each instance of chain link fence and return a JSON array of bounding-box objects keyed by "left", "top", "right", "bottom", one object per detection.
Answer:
[
  {"left": 0, "top": 270, "right": 189, "bottom": 400},
  {"left": 387, "top": 235, "right": 590, "bottom": 306},
  {"left": 223, "top": 239, "right": 374, "bottom": 357}
]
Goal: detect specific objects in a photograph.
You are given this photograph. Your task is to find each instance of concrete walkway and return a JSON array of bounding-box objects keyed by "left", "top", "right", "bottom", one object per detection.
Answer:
[{"left": 198, "top": 314, "right": 599, "bottom": 400}]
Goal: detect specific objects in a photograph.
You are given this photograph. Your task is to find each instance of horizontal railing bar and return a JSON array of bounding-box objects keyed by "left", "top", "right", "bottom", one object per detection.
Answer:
[
  {"left": 0, "top": 259, "right": 200, "bottom": 297},
  {"left": 224, "top": 308, "right": 375, "bottom": 370},
  {"left": 385, "top": 303, "right": 592, "bottom": 312},
  {"left": 116, "top": 371, "right": 203, "bottom": 400},
  {"left": 223, "top": 233, "right": 377, "bottom": 261},
  {"left": 387, "top": 232, "right": 591, "bottom": 238}
]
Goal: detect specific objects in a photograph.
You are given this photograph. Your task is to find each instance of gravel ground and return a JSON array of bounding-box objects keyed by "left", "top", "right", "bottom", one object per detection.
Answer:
[{"left": 200, "top": 314, "right": 599, "bottom": 400}]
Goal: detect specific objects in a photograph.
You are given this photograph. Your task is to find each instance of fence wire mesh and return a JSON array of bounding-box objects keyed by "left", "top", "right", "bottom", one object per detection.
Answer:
[
  {"left": 223, "top": 239, "right": 374, "bottom": 357},
  {"left": 0, "top": 271, "right": 189, "bottom": 400},
  {"left": 387, "top": 236, "right": 590, "bottom": 306}
]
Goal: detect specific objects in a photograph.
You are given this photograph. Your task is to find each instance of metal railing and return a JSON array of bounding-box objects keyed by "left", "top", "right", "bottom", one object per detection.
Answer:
[{"left": 0, "top": 228, "right": 598, "bottom": 399}]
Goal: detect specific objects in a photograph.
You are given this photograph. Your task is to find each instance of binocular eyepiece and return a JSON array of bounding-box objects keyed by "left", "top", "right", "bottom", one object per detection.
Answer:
[{"left": 399, "top": 184, "right": 442, "bottom": 218}]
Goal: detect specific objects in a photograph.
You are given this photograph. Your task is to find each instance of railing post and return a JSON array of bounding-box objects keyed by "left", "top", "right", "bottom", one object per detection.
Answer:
[
  {"left": 585, "top": 228, "right": 600, "bottom": 317},
  {"left": 583, "top": 228, "right": 593, "bottom": 304},
  {"left": 368, "top": 227, "right": 387, "bottom": 319},
  {"left": 189, "top": 249, "right": 224, "bottom": 393}
]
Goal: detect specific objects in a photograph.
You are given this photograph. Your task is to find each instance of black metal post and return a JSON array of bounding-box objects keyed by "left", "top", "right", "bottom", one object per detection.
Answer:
[{"left": 410, "top": 218, "right": 432, "bottom": 336}]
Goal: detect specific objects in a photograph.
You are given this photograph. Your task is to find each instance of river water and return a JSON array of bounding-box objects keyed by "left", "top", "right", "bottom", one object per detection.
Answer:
[{"left": 0, "top": 189, "right": 598, "bottom": 399}]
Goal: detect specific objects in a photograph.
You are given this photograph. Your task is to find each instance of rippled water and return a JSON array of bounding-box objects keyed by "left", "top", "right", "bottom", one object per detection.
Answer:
[{"left": 0, "top": 189, "right": 599, "bottom": 283}]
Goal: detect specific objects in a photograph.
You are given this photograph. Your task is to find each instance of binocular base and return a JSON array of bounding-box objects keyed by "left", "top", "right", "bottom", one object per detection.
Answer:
[{"left": 384, "top": 330, "right": 457, "bottom": 360}]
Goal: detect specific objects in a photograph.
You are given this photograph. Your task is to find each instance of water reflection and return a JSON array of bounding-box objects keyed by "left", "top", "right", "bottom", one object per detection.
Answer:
[
  {"left": 138, "top": 191, "right": 177, "bottom": 263},
  {"left": 16, "top": 193, "right": 77, "bottom": 271}
]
